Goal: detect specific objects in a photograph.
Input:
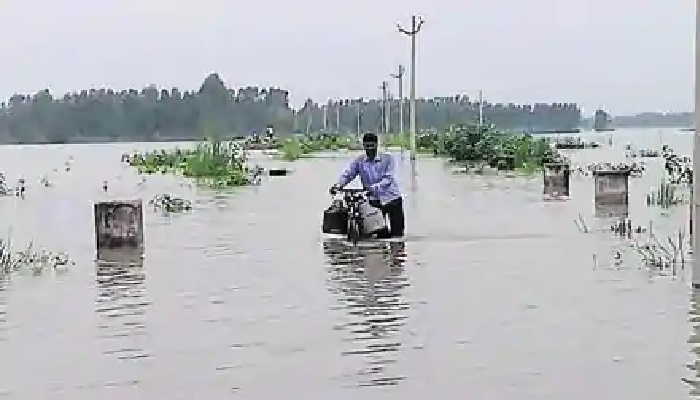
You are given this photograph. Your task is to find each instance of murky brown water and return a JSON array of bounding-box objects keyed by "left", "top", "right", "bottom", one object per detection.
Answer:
[{"left": 0, "top": 128, "right": 696, "bottom": 399}]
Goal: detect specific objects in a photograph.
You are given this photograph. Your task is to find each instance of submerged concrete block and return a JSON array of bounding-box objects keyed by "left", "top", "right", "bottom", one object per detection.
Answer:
[
  {"left": 94, "top": 200, "right": 144, "bottom": 263},
  {"left": 543, "top": 163, "right": 570, "bottom": 199},
  {"left": 593, "top": 170, "right": 630, "bottom": 217}
]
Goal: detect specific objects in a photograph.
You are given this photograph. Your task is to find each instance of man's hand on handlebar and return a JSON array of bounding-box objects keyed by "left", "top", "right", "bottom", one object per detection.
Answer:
[{"left": 329, "top": 185, "right": 372, "bottom": 196}]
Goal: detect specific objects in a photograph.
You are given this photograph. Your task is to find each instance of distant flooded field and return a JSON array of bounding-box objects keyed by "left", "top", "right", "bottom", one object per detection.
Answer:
[{"left": 0, "top": 128, "right": 696, "bottom": 399}]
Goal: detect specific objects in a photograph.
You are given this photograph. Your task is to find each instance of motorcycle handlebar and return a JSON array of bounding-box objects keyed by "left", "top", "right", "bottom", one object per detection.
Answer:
[{"left": 336, "top": 188, "right": 368, "bottom": 194}]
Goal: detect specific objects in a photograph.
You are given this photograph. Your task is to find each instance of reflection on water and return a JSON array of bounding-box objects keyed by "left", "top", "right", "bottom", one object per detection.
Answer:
[
  {"left": 688, "top": 288, "right": 700, "bottom": 397},
  {"left": 323, "top": 239, "right": 410, "bottom": 388},
  {"left": 95, "top": 262, "right": 151, "bottom": 361}
]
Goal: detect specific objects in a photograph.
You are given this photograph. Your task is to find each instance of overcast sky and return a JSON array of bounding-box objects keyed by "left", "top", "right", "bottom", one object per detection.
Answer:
[{"left": 0, "top": 0, "right": 693, "bottom": 115}]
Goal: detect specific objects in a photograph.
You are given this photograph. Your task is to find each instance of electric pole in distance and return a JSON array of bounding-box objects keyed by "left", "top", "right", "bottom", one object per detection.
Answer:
[
  {"left": 379, "top": 81, "right": 388, "bottom": 135},
  {"left": 398, "top": 15, "right": 424, "bottom": 164},
  {"left": 390, "top": 65, "right": 405, "bottom": 153}
]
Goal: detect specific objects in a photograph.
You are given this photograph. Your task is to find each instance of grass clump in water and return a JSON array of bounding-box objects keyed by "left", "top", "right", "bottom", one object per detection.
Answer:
[
  {"left": 0, "top": 238, "right": 74, "bottom": 275},
  {"left": 279, "top": 137, "right": 306, "bottom": 161},
  {"left": 0, "top": 173, "right": 11, "bottom": 196},
  {"left": 123, "top": 137, "right": 261, "bottom": 187},
  {"left": 149, "top": 194, "right": 193, "bottom": 213},
  {"left": 417, "top": 123, "right": 559, "bottom": 172},
  {"left": 646, "top": 181, "right": 687, "bottom": 208},
  {"left": 277, "top": 134, "right": 340, "bottom": 161}
]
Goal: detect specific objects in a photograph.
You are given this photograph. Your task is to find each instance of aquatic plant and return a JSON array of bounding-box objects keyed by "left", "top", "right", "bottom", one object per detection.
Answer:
[
  {"left": 0, "top": 173, "right": 11, "bottom": 196},
  {"left": 0, "top": 239, "right": 74, "bottom": 275},
  {"left": 279, "top": 137, "right": 306, "bottom": 161},
  {"left": 272, "top": 132, "right": 417, "bottom": 160},
  {"left": 630, "top": 228, "right": 688, "bottom": 271},
  {"left": 587, "top": 216, "right": 688, "bottom": 275},
  {"left": 243, "top": 132, "right": 281, "bottom": 150},
  {"left": 551, "top": 136, "right": 600, "bottom": 149},
  {"left": 645, "top": 148, "right": 692, "bottom": 208},
  {"left": 149, "top": 194, "right": 193, "bottom": 213},
  {"left": 646, "top": 181, "right": 687, "bottom": 208},
  {"left": 583, "top": 162, "right": 645, "bottom": 177},
  {"left": 276, "top": 134, "right": 349, "bottom": 160},
  {"left": 417, "top": 123, "right": 559, "bottom": 171},
  {"left": 123, "top": 137, "right": 259, "bottom": 187},
  {"left": 662, "top": 148, "right": 692, "bottom": 185}
]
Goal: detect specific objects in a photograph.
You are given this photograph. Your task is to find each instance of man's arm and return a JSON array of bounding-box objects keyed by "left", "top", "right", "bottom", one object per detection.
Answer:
[
  {"left": 370, "top": 154, "right": 395, "bottom": 191},
  {"left": 337, "top": 158, "right": 360, "bottom": 188}
]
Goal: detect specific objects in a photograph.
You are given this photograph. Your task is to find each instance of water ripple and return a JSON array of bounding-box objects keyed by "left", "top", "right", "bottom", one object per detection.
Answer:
[
  {"left": 323, "top": 240, "right": 411, "bottom": 389},
  {"left": 94, "top": 263, "right": 152, "bottom": 362},
  {"left": 0, "top": 134, "right": 692, "bottom": 398}
]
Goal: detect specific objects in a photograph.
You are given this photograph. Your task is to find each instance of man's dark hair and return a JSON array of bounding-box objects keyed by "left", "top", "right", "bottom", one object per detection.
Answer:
[{"left": 362, "top": 132, "right": 378, "bottom": 143}]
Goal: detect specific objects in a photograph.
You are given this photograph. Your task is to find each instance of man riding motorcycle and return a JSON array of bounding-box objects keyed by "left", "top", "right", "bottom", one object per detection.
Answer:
[{"left": 329, "top": 132, "right": 405, "bottom": 238}]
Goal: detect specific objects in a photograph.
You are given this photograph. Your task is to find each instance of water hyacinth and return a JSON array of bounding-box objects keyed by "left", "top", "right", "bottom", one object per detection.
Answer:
[
  {"left": 123, "top": 137, "right": 260, "bottom": 187},
  {"left": 661, "top": 147, "right": 692, "bottom": 185},
  {"left": 644, "top": 147, "right": 692, "bottom": 208},
  {"left": 149, "top": 194, "right": 193, "bottom": 213},
  {"left": 0, "top": 173, "right": 11, "bottom": 196},
  {"left": 278, "top": 133, "right": 357, "bottom": 161},
  {"left": 417, "top": 123, "right": 559, "bottom": 171}
]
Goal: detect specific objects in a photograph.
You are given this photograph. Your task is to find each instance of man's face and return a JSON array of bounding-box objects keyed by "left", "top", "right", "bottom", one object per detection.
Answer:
[{"left": 363, "top": 140, "right": 378, "bottom": 158}]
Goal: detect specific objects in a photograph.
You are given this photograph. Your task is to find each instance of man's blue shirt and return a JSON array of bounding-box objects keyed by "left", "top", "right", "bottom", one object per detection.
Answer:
[{"left": 336, "top": 152, "right": 401, "bottom": 205}]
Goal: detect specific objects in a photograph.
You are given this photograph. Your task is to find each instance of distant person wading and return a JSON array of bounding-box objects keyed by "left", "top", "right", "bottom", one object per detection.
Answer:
[{"left": 329, "top": 132, "right": 405, "bottom": 238}]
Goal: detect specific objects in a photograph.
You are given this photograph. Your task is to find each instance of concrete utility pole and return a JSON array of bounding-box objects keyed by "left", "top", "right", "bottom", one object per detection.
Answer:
[
  {"left": 335, "top": 104, "right": 341, "bottom": 133},
  {"left": 478, "top": 90, "right": 484, "bottom": 126},
  {"left": 693, "top": 0, "right": 700, "bottom": 288},
  {"left": 379, "top": 81, "right": 388, "bottom": 134},
  {"left": 398, "top": 15, "right": 424, "bottom": 164},
  {"left": 390, "top": 65, "right": 405, "bottom": 153},
  {"left": 356, "top": 99, "right": 362, "bottom": 140},
  {"left": 306, "top": 113, "right": 312, "bottom": 135},
  {"left": 386, "top": 90, "right": 392, "bottom": 134},
  {"left": 323, "top": 103, "right": 328, "bottom": 131}
]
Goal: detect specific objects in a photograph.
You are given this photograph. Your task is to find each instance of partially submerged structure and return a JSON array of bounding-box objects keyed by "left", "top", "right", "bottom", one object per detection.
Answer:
[
  {"left": 593, "top": 169, "right": 630, "bottom": 218},
  {"left": 94, "top": 200, "right": 144, "bottom": 264},
  {"left": 543, "top": 163, "right": 570, "bottom": 199}
]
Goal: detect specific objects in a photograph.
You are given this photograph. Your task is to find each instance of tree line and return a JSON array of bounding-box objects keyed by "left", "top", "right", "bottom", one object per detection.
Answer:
[
  {"left": 0, "top": 73, "right": 582, "bottom": 144},
  {"left": 613, "top": 112, "right": 693, "bottom": 128}
]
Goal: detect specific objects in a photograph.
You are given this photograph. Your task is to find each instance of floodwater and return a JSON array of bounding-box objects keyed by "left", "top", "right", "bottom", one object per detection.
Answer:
[{"left": 0, "top": 128, "right": 696, "bottom": 399}]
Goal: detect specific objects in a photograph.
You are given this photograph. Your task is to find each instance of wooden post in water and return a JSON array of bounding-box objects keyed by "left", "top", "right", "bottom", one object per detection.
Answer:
[
  {"left": 694, "top": 0, "right": 700, "bottom": 287},
  {"left": 94, "top": 200, "right": 144, "bottom": 264}
]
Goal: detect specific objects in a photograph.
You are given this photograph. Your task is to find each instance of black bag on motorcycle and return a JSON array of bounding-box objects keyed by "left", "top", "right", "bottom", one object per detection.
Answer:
[{"left": 322, "top": 200, "right": 348, "bottom": 234}]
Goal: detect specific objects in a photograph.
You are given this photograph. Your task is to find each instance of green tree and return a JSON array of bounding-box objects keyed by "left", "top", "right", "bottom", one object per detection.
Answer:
[{"left": 0, "top": 73, "right": 582, "bottom": 144}]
